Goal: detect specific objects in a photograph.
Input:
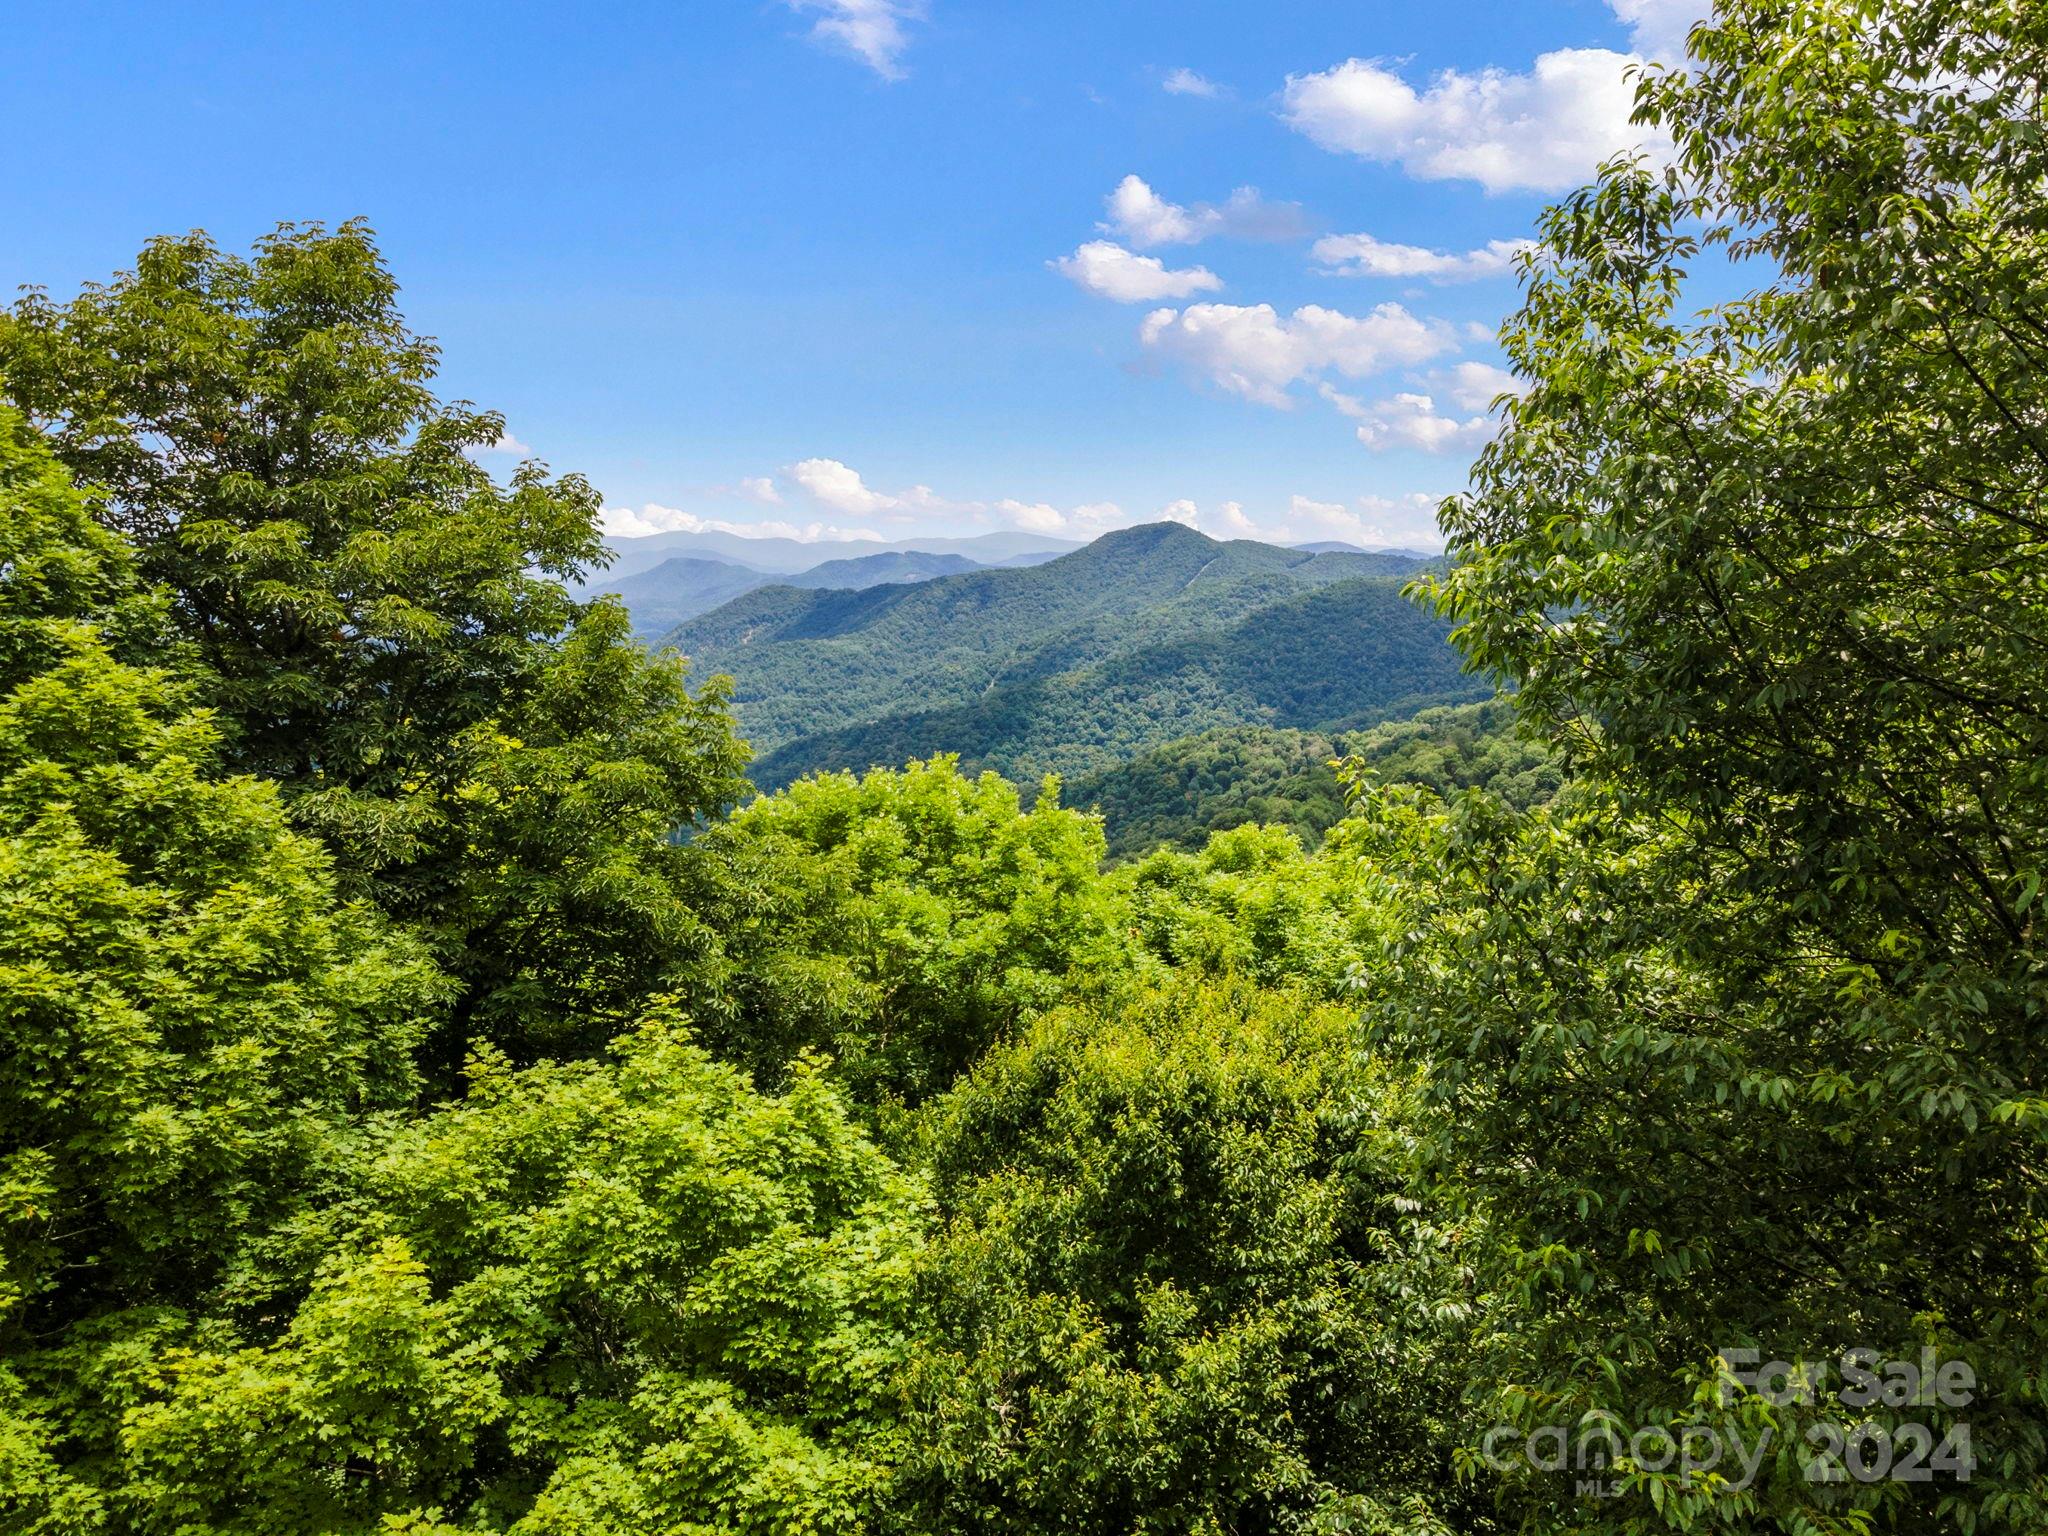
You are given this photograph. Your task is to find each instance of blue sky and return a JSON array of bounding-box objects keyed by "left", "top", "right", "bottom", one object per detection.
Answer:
[{"left": 5, "top": 1, "right": 1695, "bottom": 549}]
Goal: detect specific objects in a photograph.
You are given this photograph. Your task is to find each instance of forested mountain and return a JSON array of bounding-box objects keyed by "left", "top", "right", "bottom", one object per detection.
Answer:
[
  {"left": 665, "top": 521, "right": 1472, "bottom": 785},
  {"left": 1070, "top": 698, "right": 1560, "bottom": 858},
  {"left": 782, "top": 548, "right": 988, "bottom": 589},
  {"left": 3, "top": 9, "right": 2045, "bottom": 1533},
  {"left": 598, "top": 554, "right": 774, "bottom": 639},
  {"left": 595, "top": 548, "right": 1000, "bottom": 640},
  {"left": 601, "top": 525, "right": 1077, "bottom": 580}
]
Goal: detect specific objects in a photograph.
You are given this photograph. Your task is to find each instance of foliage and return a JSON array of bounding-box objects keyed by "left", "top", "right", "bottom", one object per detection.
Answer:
[
  {"left": 1073, "top": 700, "right": 1557, "bottom": 860},
  {"left": 11, "top": 8, "right": 2048, "bottom": 1527},
  {"left": 1107, "top": 823, "right": 1393, "bottom": 999},
  {"left": 105, "top": 1023, "right": 923, "bottom": 1536},
  {"left": 667, "top": 522, "right": 1467, "bottom": 789},
  {"left": 0, "top": 407, "right": 448, "bottom": 1533},
  {"left": 0, "top": 224, "right": 750, "bottom": 1062},
  {"left": 679, "top": 757, "right": 1124, "bottom": 1110},
  {"left": 1398, "top": 1, "right": 2048, "bottom": 1526},
  {"left": 898, "top": 979, "right": 1473, "bottom": 1535}
]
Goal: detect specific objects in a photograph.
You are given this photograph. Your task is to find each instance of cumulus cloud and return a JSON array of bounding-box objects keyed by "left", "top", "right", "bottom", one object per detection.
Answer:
[
  {"left": 1280, "top": 49, "right": 1663, "bottom": 193},
  {"left": 1285, "top": 491, "right": 1445, "bottom": 548},
  {"left": 787, "top": 460, "right": 959, "bottom": 518},
  {"left": 784, "top": 459, "right": 1136, "bottom": 536},
  {"left": 1430, "top": 360, "right": 1523, "bottom": 411},
  {"left": 1138, "top": 301, "right": 1456, "bottom": 408},
  {"left": 599, "top": 503, "right": 887, "bottom": 542},
  {"left": 736, "top": 475, "right": 782, "bottom": 504},
  {"left": 1101, "top": 175, "right": 1308, "bottom": 249},
  {"left": 1311, "top": 232, "right": 1533, "bottom": 282},
  {"left": 1321, "top": 365, "right": 1522, "bottom": 455},
  {"left": 995, "top": 498, "right": 1130, "bottom": 536},
  {"left": 1610, "top": 0, "right": 1703, "bottom": 62},
  {"left": 1345, "top": 392, "right": 1495, "bottom": 454},
  {"left": 1051, "top": 240, "right": 1223, "bottom": 303},
  {"left": 468, "top": 430, "right": 533, "bottom": 457},
  {"left": 1165, "top": 492, "right": 1445, "bottom": 549},
  {"left": 787, "top": 0, "right": 922, "bottom": 80},
  {"left": 1162, "top": 67, "right": 1222, "bottom": 98}
]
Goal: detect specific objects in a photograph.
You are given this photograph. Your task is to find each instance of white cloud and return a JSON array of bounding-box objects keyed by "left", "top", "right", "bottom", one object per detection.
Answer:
[
  {"left": 785, "top": 459, "right": 1134, "bottom": 536},
  {"left": 1280, "top": 49, "right": 1663, "bottom": 193},
  {"left": 1212, "top": 500, "right": 1261, "bottom": 537},
  {"left": 737, "top": 475, "right": 782, "bottom": 504},
  {"left": 1289, "top": 491, "right": 1445, "bottom": 548},
  {"left": 994, "top": 499, "right": 1068, "bottom": 534},
  {"left": 1163, "top": 492, "right": 1445, "bottom": 549},
  {"left": 599, "top": 503, "right": 887, "bottom": 542},
  {"left": 1101, "top": 175, "right": 1307, "bottom": 249},
  {"left": 1322, "top": 366, "right": 1521, "bottom": 454},
  {"left": 1138, "top": 301, "right": 1455, "bottom": 408},
  {"left": 788, "top": 457, "right": 935, "bottom": 515},
  {"left": 1431, "top": 361, "right": 1523, "bottom": 411},
  {"left": 995, "top": 498, "right": 1130, "bottom": 535},
  {"left": 1343, "top": 391, "right": 1495, "bottom": 454},
  {"left": 1051, "top": 241, "right": 1223, "bottom": 303},
  {"left": 1311, "top": 232, "right": 1533, "bottom": 282},
  {"left": 468, "top": 430, "right": 533, "bottom": 457},
  {"left": 787, "top": 0, "right": 922, "bottom": 80},
  {"left": 1162, "top": 67, "right": 1222, "bottom": 98},
  {"left": 1610, "top": 0, "right": 1702, "bottom": 62}
]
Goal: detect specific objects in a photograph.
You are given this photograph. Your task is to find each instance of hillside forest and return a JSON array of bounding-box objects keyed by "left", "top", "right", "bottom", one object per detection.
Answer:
[{"left": 2, "top": 5, "right": 2045, "bottom": 1534}]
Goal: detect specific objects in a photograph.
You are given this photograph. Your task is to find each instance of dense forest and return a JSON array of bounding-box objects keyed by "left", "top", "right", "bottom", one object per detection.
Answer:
[
  {"left": 668, "top": 526, "right": 1477, "bottom": 788},
  {"left": 1071, "top": 700, "right": 1559, "bottom": 858},
  {"left": 596, "top": 550, "right": 1035, "bottom": 644},
  {"left": 2, "top": 4, "right": 2045, "bottom": 1534}
]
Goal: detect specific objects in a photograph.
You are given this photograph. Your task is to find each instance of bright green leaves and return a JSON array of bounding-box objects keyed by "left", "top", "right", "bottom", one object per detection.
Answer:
[
  {"left": 682, "top": 757, "right": 1122, "bottom": 1107},
  {"left": 0, "top": 419, "right": 444, "bottom": 1335},
  {"left": 110, "top": 1023, "right": 921, "bottom": 1536},
  {"left": 900, "top": 979, "right": 1470, "bottom": 1536}
]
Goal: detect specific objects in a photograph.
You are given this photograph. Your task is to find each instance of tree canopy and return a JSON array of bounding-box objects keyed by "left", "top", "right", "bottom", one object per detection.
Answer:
[{"left": 4, "top": 3, "right": 2047, "bottom": 1530}]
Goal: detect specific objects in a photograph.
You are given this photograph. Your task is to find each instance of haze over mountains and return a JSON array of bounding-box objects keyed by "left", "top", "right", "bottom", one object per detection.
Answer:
[
  {"left": 599, "top": 527, "right": 1080, "bottom": 579},
  {"left": 650, "top": 521, "right": 1484, "bottom": 790}
]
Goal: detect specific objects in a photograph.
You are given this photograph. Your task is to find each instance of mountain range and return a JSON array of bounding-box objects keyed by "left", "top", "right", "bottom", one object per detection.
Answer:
[
  {"left": 655, "top": 521, "right": 1485, "bottom": 790},
  {"left": 583, "top": 531, "right": 1080, "bottom": 639}
]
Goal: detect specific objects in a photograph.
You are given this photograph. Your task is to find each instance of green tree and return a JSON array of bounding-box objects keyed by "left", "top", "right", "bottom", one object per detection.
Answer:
[
  {"left": 0, "top": 224, "right": 749, "bottom": 1059},
  {"left": 0, "top": 405, "right": 446, "bottom": 1532},
  {"left": 1394, "top": 1, "right": 2048, "bottom": 1526},
  {"left": 111, "top": 1024, "right": 923, "bottom": 1536},
  {"left": 899, "top": 979, "right": 1471, "bottom": 1536},
  {"left": 681, "top": 757, "right": 1123, "bottom": 1112}
]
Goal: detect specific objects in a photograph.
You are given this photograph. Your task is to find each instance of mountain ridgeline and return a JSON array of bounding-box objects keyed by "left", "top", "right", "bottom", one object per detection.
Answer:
[
  {"left": 589, "top": 544, "right": 1068, "bottom": 640},
  {"left": 658, "top": 521, "right": 1485, "bottom": 789}
]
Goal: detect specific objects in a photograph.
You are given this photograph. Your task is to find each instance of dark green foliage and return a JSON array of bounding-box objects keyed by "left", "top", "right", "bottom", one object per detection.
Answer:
[
  {"left": 1341, "top": 698, "right": 1559, "bottom": 810},
  {"left": 0, "top": 222, "right": 605, "bottom": 866},
  {"left": 1386, "top": 1, "right": 2048, "bottom": 1526},
  {"left": 899, "top": 980, "right": 1470, "bottom": 1536},
  {"left": 1075, "top": 726, "right": 1351, "bottom": 857},
  {"left": 0, "top": 224, "right": 751, "bottom": 1062},
  {"left": 746, "top": 570, "right": 1483, "bottom": 790},
  {"left": 667, "top": 522, "right": 1457, "bottom": 787},
  {"left": 1073, "top": 699, "right": 1556, "bottom": 859}
]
